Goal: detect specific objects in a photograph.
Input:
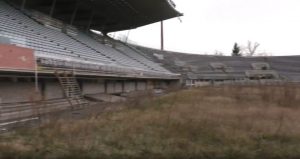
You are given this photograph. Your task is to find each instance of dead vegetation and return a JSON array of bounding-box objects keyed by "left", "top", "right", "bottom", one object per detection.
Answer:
[{"left": 1, "top": 85, "right": 300, "bottom": 159}]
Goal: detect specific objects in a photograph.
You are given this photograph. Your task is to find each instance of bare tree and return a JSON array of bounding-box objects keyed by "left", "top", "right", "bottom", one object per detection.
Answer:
[
  {"left": 214, "top": 50, "right": 224, "bottom": 56},
  {"left": 246, "top": 41, "right": 260, "bottom": 56}
]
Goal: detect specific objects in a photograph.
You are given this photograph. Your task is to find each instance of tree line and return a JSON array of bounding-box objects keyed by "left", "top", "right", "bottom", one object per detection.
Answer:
[{"left": 232, "top": 41, "right": 260, "bottom": 57}]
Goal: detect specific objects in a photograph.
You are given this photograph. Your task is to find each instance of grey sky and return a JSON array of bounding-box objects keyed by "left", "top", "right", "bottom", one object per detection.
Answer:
[{"left": 114, "top": 0, "right": 300, "bottom": 56}]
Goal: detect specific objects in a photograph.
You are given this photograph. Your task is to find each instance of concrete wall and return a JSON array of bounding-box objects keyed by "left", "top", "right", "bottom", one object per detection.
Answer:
[
  {"left": 154, "top": 81, "right": 168, "bottom": 89},
  {"left": 124, "top": 81, "right": 136, "bottom": 92},
  {"left": 115, "top": 81, "right": 123, "bottom": 93},
  {"left": 147, "top": 81, "right": 155, "bottom": 90},
  {"left": 105, "top": 81, "right": 125, "bottom": 94},
  {"left": 106, "top": 81, "right": 115, "bottom": 94},
  {"left": 137, "top": 81, "right": 146, "bottom": 91},
  {"left": 44, "top": 81, "right": 64, "bottom": 100},
  {"left": 82, "top": 80, "right": 105, "bottom": 95},
  {"left": 0, "top": 77, "right": 175, "bottom": 103},
  {"left": 0, "top": 80, "right": 37, "bottom": 103},
  {"left": 195, "top": 81, "right": 211, "bottom": 87}
]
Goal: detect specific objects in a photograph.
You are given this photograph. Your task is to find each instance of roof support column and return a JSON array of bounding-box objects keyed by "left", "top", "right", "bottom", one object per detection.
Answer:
[
  {"left": 86, "top": 10, "right": 94, "bottom": 32},
  {"left": 125, "top": 30, "right": 131, "bottom": 44},
  {"left": 49, "top": 0, "right": 57, "bottom": 17},
  {"left": 70, "top": 0, "right": 80, "bottom": 25},
  {"left": 160, "top": 21, "right": 164, "bottom": 51},
  {"left": 21, "top": 0, "right": 26, "bottom": 11}
]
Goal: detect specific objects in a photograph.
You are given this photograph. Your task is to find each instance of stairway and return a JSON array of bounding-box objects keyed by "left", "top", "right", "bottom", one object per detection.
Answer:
[{"left": 55, "top": 71, "right": 88, "bottom": 109}]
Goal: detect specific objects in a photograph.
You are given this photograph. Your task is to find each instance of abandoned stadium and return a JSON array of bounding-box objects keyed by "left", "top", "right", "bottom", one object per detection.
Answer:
[{"left": 0, "top": 0, "right": 300, "bottom": 127}]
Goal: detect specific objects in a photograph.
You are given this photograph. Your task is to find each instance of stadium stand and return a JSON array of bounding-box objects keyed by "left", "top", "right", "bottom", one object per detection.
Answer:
[
  {"left": 0, "top": 1, "right": 174, "bottom": 77},
  {"left": 133, "top": 46, "right": 300, "bottom": 86},
  {"left": 0, "top": 0, "right": 182, "bottom": 124}
]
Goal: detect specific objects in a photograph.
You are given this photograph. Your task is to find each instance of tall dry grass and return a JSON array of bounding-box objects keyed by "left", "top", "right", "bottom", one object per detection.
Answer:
[{"left": 1, "top": 85, "right": 300, "bottom": 159}]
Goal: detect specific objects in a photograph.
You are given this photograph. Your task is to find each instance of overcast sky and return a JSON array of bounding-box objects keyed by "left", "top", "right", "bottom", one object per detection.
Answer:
[{"left": 113, "top": 0, "right": 300, "bottom": 56}]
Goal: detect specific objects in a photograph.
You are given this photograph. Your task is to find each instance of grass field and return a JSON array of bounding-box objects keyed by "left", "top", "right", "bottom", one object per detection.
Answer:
[{"left": 1, "top": 85, "right": 300, "bottom": 159}]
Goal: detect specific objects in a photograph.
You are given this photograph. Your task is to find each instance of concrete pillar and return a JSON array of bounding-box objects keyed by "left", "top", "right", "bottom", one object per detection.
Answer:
[
  {"left": 135, "top": 81, "right": 138, "bottom": 91},
  {"left": 122, "top": 81, "right": 125, "bottom": 93},
  {"left": 104, "top": 80, "right": 108, "bottom": 93}
]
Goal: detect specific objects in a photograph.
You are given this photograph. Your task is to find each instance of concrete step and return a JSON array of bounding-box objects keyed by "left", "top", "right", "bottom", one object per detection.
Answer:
[
  {"left": 61, "top": 86, "right": 80, "bottom": 88},
  {"left": 61, "top": 86, "right": 80, "bottom": 89},
  {"left": 85, "top": 94, "right": 126, "bottom": 103},
  {"left": 62, "top": 84, "right": 79, "bottom": 88},
  {"left": 61, "top": 81, "right": 77, "bottom": 84}
]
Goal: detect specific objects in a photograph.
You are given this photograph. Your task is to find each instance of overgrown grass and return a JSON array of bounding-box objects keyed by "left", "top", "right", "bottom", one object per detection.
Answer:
[{"left": 1, "top": 85, "right": 300, "bottom": 159}]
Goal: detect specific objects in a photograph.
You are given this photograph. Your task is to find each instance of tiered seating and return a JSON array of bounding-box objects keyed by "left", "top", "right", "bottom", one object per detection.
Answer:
[
  {"left": 114, "top": 42, "right": 170, "bottom": 72},
  {"left": 268, "top": 57, "right": 300, "bottom": 72},
  {"left": 73, "top": 33, "right": 149, "bottom": 70},
  {"left": 0, "top": 1, "right": 175, "bottom": 77},
  {"left": 214, "top": 57, "right": 251, "bottom": 71},
  {"left": 267, "top": 56, "right": 300, "bottom": 80},
  {"left": 134, "top": 46, "right": 300, "bottom": 81},
  {"left": 0, "top": 1, "right": 113, "bottom": 64}
]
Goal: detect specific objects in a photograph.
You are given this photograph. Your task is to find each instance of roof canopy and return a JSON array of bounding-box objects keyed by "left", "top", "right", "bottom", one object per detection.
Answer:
[{"left": 9, "top": 0, "right": 182, "bottom": 33}]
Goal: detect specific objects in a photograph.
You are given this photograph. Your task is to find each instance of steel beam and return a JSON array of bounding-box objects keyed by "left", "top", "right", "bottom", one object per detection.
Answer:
[
  {"left": 70, "top": 0, "right": 80, "bottom": 25},
  {"left": 86, "top": 10, "right": 95, "bottom": 32},
  {"left": 21, "top": 0, "right": 26, "bottom": 11},
  {"left": 49, "top": 0, "right": 57, "bottom": 17}
]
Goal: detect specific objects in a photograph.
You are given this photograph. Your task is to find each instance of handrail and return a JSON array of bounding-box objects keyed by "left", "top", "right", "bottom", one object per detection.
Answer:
[{"left": 0, "top": 98, "right": 71, "bottom": 123}]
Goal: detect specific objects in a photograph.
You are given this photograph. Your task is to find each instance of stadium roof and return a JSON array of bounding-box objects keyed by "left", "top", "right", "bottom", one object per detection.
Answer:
[{"left": 9, "top": 0, "right": 183, "bottom": 33}]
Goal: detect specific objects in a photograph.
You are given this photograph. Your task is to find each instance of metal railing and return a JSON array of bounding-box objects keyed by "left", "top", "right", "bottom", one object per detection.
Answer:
[{"left": 0, "top": 98, "right": 71, "bottom": 127}]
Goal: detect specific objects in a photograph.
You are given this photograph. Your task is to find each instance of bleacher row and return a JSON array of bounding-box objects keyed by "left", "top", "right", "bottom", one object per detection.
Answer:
[
  {"left": 134, "top": 46, "right": 300, "bottom": 82},
  {"left": 0, "top": 1, "right": 174, "bottom": 78}
]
